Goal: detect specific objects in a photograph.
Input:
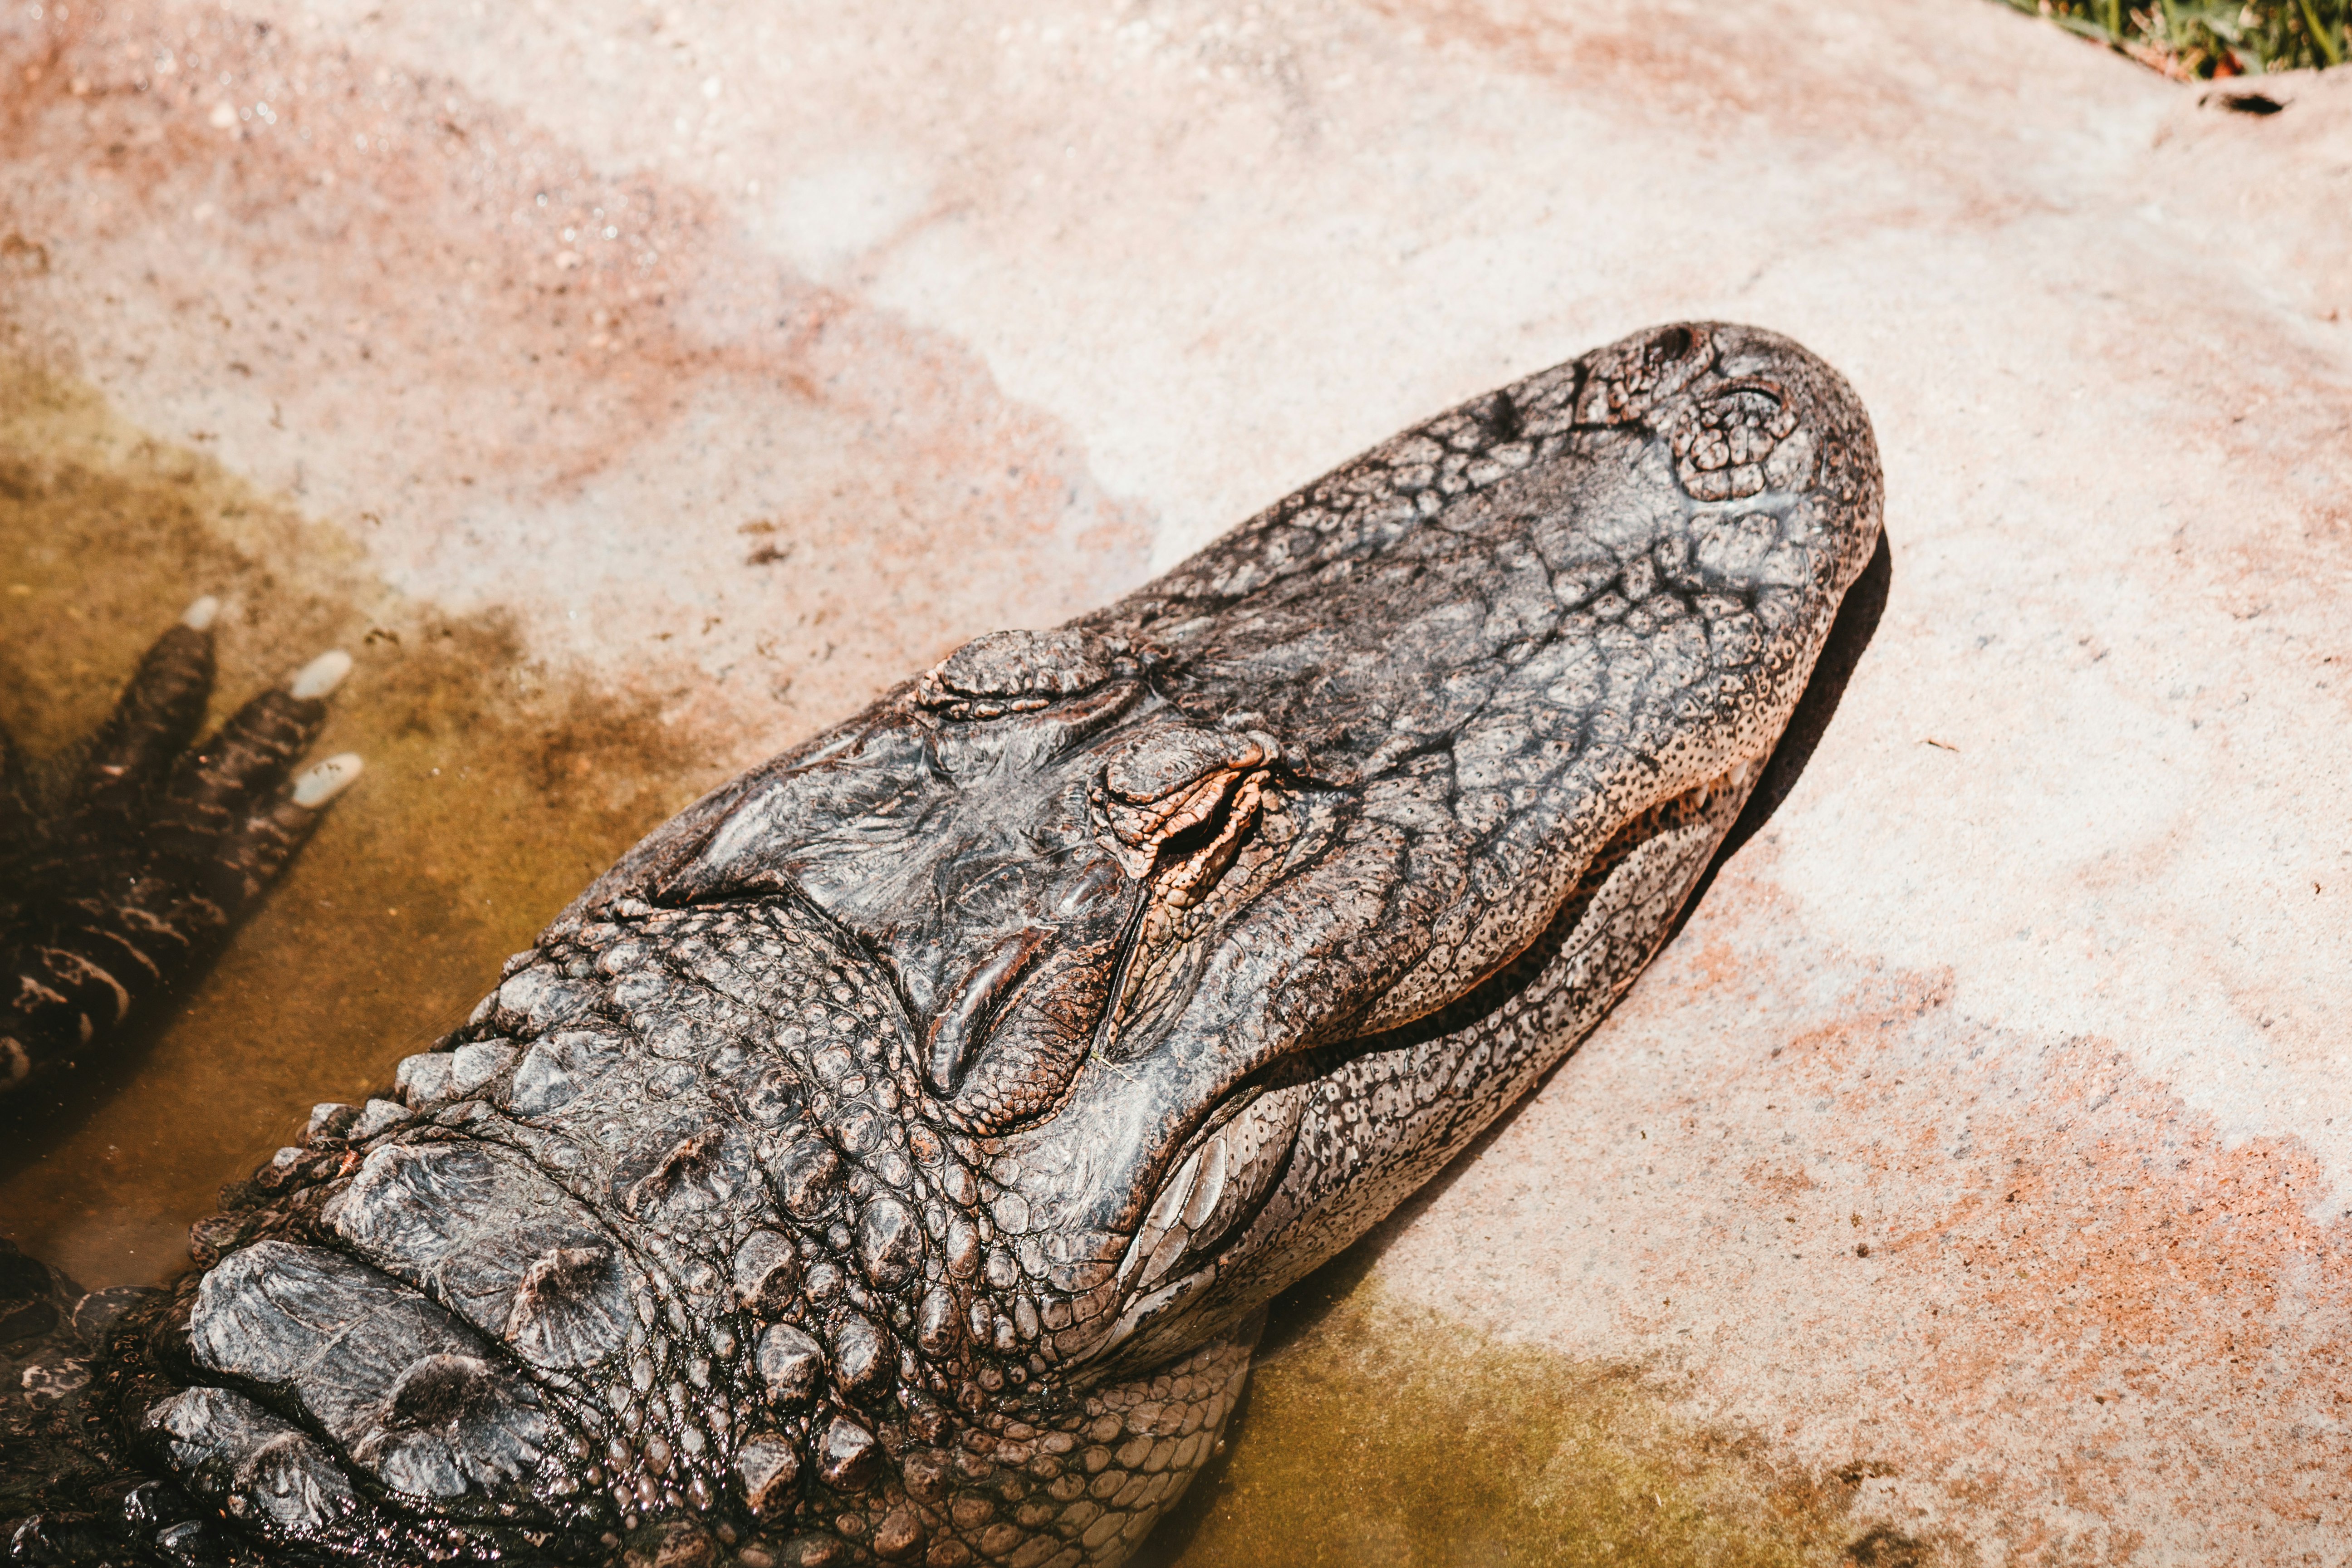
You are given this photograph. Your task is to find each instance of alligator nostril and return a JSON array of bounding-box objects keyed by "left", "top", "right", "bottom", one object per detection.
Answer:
[
  {"left": 1580, "top": 321, "right": 1716, "bottom": 425},
  {"left": 1672, "top": 380, "right": 1803, "bottom": 503}
]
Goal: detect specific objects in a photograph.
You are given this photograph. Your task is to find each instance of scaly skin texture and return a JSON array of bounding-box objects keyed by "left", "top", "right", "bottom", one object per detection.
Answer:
[{"left": 0, "top": 322, "right": 1882, "bottom": 1568}]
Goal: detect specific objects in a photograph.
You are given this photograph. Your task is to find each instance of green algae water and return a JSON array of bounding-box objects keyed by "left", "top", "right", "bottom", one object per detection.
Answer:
[{"left": 0, "top": 362, "right": 1926, "bottom": 1568}]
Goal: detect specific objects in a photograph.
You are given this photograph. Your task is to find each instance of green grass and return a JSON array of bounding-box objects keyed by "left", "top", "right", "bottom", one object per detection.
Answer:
[{"left": 2001, "top": 0, "right": 2349, "bottom": 76}]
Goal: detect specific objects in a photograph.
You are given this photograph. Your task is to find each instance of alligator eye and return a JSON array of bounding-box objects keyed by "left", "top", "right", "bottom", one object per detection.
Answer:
[
  {"left": 883, "top": 723, "right": 1297, "bottom": 1136},
  {"left": 1087, "top": 728, "right": 1289, "bottom": 1064},
  {"left": 915, "top": 627, "right": 1153, "bottom": 721},
  {"left": 1092, "top": 727, "right": 1277, "bottom": 878}
]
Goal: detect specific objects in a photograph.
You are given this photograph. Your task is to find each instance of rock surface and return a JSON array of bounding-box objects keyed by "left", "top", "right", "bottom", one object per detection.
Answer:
[{"left": 3, "top": 0, "right": 2348, "bottom": 1560}]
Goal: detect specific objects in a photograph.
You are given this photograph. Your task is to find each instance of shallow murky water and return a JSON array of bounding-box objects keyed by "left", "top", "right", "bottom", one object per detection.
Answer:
[
  {"left": 1133, "top": 1267, "right": 1911, "bottom": 1568},
  {"left": 0, "top": 356, "right": 719, "bottom": 1289},
  {"left": 0, "top": 363, "right": 1912, "bottom": 1567}
]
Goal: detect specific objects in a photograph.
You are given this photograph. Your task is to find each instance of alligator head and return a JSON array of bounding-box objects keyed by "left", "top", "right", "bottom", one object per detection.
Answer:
[{"left": 83, "top": 322, "right": 1880, "bottom": 1568}]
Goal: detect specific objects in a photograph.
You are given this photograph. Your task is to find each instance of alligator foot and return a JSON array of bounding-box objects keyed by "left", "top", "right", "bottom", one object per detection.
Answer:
[{"left": 0, "top": 597, "right": 362, "bottom": 1095}]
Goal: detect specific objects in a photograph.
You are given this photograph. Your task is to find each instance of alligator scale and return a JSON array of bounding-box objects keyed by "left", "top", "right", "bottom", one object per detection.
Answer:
[{"left": 1, "top": 323, "right": 1883, "bottom": 1567}]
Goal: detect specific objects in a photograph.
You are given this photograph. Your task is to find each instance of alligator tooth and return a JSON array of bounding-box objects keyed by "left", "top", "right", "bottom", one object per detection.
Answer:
[
  {"left": 1139, "top": 1221, "right": 1192, "bottom": 1289},
  {"left": 1122, "top": 1146, "right": 1201, "bottom": 1289},
  {"left": 1165, "top": 1083, "right": 1312, "bottom": 1276},
  {"left": 1179, "top": 1135, "right": 1229, "bottom": 1231},
  {"left": 1143, "top": 1147, "right": 1200, "bottom": 1236}
]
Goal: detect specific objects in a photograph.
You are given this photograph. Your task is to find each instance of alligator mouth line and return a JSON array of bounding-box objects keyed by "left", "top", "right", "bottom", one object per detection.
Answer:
[
  {"left": 1089, "top": 755, "right": 1764, "bottom": 1355},
  {"left": 1344, "top": 757, "right": 1760, "bottom": 1062},
  {"left": 1080, "top": 1070, "right": 1313, "bottom": 1367}
]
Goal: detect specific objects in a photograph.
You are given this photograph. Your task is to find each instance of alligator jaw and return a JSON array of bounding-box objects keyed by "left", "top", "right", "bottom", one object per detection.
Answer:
[{"left": 33, "top": 321, "right": 1882, "bottom": 1568}]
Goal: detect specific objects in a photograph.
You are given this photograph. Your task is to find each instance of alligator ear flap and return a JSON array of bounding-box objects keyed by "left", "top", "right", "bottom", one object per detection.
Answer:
[{"left": 915, "top": 627, "right": 1158, "bottom": 721}]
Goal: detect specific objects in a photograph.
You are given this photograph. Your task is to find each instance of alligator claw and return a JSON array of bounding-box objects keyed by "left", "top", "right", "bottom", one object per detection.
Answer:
[
  {"left": 286, "top": 649, "right": 352, "bottom": 701},
  {"left": 0, "top": 605, "right": 361, "bottom": 1093},
  {"left": 289, "top": 753, "right": 365, "bottom": 809}
]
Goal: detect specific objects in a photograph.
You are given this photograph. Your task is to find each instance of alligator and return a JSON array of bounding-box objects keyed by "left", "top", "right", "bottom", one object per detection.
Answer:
[{"left": 0, "top": 321, "right": 1883, "bottom": 1568}]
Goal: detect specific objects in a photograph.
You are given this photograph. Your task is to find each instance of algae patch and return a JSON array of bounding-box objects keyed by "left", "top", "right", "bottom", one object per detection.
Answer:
[
  {"left": 0, "top": 358, "right": 721, "bottom": 1289},
  {"left": 1141, "top": 1266, "right": 1945, "bottom": 1568}
]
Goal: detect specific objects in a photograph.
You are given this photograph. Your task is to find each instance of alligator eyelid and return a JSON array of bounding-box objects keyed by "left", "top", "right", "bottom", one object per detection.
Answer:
[{"left": 1089, "top": 769, "right": 1282, "bottom": 1069}]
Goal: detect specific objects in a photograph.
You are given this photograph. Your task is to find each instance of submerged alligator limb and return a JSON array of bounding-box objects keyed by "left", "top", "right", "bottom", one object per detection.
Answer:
[
  {"left": 1, "top": 321, "right": 1882, "bottom": 1568},
  {"left": 0, "top": 596, "right": 362, "bottom": 1094}
]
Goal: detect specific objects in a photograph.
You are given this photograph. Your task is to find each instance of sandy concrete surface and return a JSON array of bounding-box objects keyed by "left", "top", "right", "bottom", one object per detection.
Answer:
[{"left": 4, "top": 0, "right": 2348, "bottom": 1560}]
